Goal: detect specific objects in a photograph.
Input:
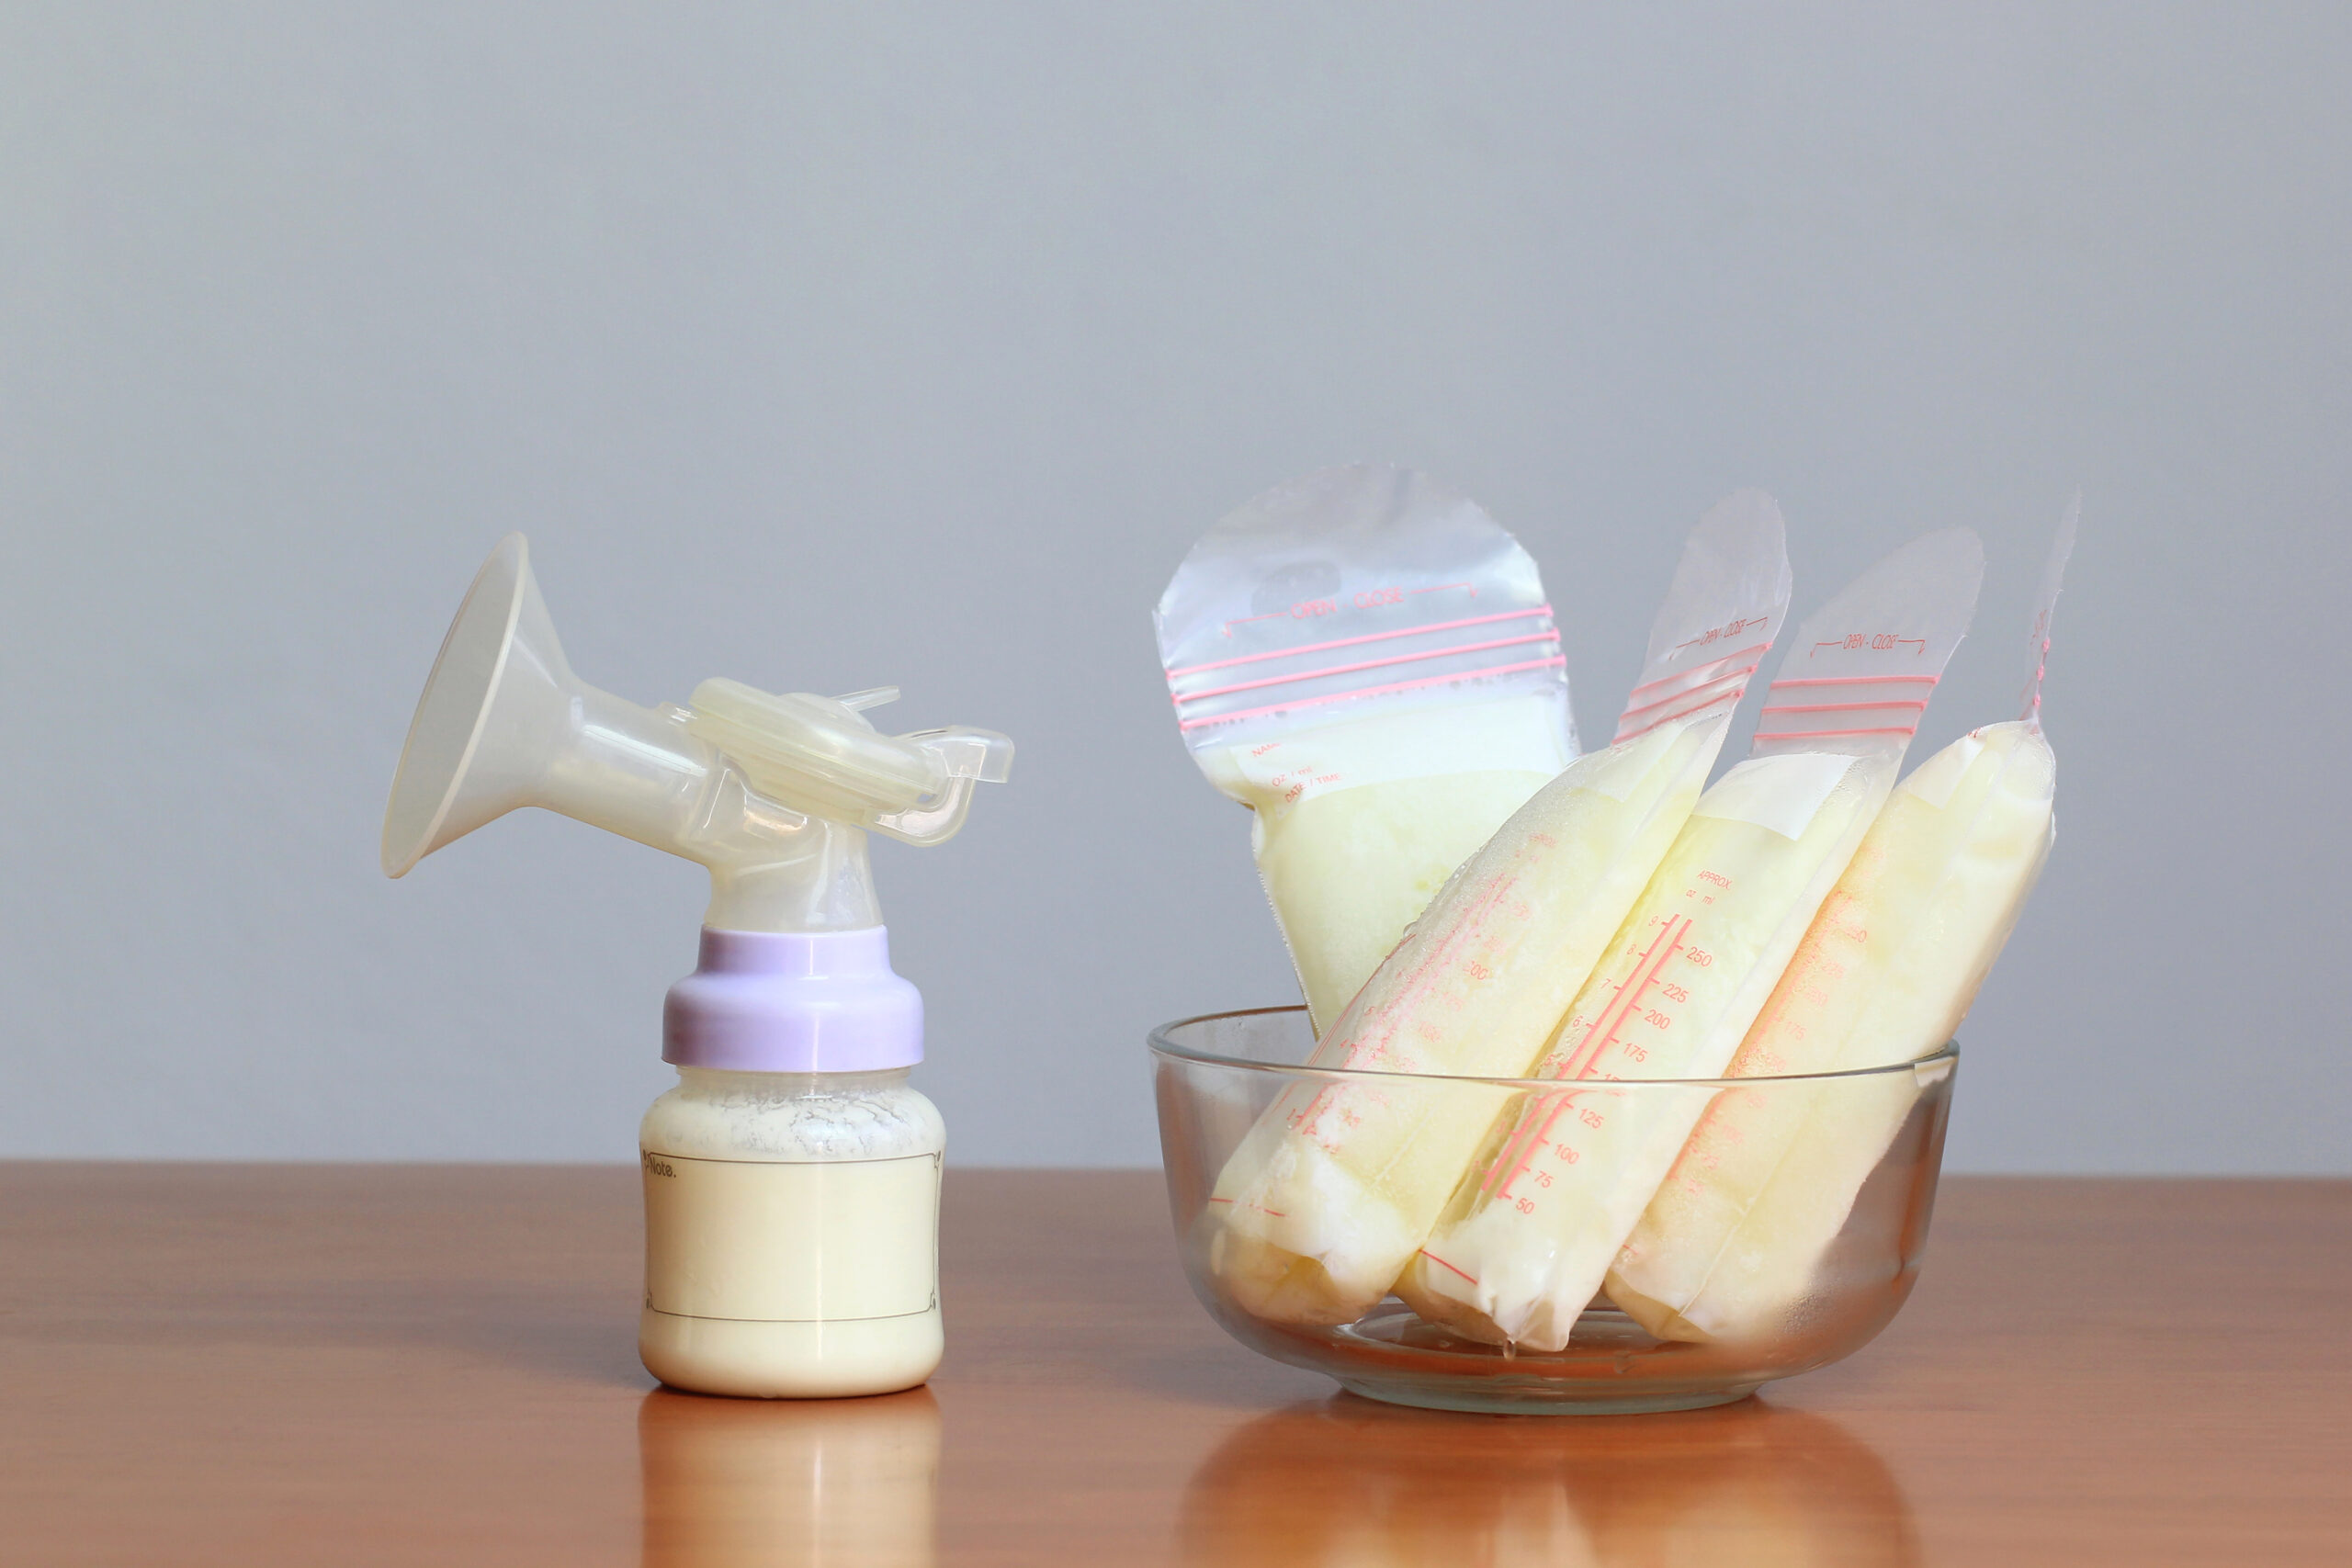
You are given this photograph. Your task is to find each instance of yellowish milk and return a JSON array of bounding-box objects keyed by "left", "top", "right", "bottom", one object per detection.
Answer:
[
  {"left": 1609, "top": 722, "right": 2054, "bottom": 1342},
  {"left": 639, "top": 1068, "right": 944, "bottom": 1398},
  {"left": 1398, "top": 751, "right": 1893, "bottom": 1350},
  {"left": 1207, "top": 716, "right": 1726, "bottom": 1325}
]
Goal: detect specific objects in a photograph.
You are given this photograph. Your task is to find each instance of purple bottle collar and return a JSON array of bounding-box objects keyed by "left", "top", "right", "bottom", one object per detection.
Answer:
[{"left": 663, "top": 927, "right": 923, "bottom": 1073}]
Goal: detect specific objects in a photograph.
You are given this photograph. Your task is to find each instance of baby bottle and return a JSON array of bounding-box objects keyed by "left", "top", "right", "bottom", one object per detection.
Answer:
[{"left": 639, "top": 927, "right": 948, "bottom": 1397}]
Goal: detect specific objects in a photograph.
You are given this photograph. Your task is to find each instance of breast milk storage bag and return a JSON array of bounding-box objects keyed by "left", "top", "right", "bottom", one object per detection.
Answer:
[
  {"left": 1156, "top": 467, "right": 1577, "bottom": 1032},
  {"left": 1202, "top": 491, "right": 1793, "bottom": 1325},
  {"left": 1398, "top": 530, "right": 1984, "bottom": 1350},
  {"left": 1609, "top": 506, "right": 2075, "bottom": 1345}
]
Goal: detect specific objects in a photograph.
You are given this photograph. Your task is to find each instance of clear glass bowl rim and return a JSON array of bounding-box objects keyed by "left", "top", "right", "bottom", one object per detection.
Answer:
[{"left": 1148, "top": 1005, "right": 1957, "bottom": 1089}]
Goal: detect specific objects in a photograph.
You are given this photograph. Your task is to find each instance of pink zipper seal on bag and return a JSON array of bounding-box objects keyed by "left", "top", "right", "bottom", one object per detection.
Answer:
[
  {"left": 1155, "top": 465, "right": 1572, "bottom": 750},
  {"left": 1610, "top": 489, "right": 1792, "bottom": 745},
  {"left": 2018, "top": 494, "right": 2080, "bottom": 733}
]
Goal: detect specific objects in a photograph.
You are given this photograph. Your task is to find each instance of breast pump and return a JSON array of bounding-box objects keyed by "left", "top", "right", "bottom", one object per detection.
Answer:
[{"left": 380, "top": 535, "right": 1010, "bottom": 1398}]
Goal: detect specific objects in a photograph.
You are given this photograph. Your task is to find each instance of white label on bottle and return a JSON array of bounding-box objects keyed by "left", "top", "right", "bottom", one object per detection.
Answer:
[{"left": 641, "top": 1150, "right": 941, "bottom": 1323}]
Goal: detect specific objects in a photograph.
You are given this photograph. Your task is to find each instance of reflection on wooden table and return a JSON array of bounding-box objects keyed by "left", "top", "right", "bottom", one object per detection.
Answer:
[
  {"left": 636, "top": 1377, "right": 1913, "bottom": 1568},
  {"left": 640, "top": 1387, "right": 942, "bottom": 1568},
  {"left": 1180, "top": 1395, "right": 1916, "bottom": 1567}
]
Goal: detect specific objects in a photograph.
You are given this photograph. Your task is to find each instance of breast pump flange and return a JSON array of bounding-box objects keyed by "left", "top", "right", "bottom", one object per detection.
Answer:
[{"left": 381, "top": 534, "right": 1011, "bottom": 1397}]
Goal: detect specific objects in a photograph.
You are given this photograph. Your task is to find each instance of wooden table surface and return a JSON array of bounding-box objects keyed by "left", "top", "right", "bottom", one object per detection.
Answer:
[{"left": 1, "top": 1167, "right": 2345, "bottom": 1566}]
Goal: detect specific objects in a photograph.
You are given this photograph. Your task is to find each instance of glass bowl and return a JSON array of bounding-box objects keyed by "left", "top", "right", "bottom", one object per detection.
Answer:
[{"left": 1150, "top": 1007, "right": 1955, "bottom": 1415}]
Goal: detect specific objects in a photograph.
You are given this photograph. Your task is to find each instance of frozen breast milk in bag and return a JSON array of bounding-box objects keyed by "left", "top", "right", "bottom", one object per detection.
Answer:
[
  {"left": 1610, "top": 506, "right": 2075, "bottom": 1344},
  {"left": 1157, "top": 467, "right": 1577, "bottom": 1032},
  {"left": 1398, "top": 530, "right": 1984, "bottom": 1350},
  {"left": 1203, "top": 491, "right": 1793, "bottom": 1325}
]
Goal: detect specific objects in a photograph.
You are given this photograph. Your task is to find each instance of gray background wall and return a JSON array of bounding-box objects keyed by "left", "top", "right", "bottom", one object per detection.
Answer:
[{"left": 5, "top": 3, "right": 2345, "bottom": 1170}]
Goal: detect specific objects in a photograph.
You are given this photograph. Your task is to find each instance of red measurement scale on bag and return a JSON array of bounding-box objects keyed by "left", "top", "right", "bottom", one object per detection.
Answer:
[{"left": 1473, "top": 865, "right": 1731, "bottom": 1221}]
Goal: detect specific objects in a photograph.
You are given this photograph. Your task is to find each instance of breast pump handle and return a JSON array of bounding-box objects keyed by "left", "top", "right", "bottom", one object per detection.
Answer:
[{"left": 379, "top": 532, "right": 1012, "bottom": 939}]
